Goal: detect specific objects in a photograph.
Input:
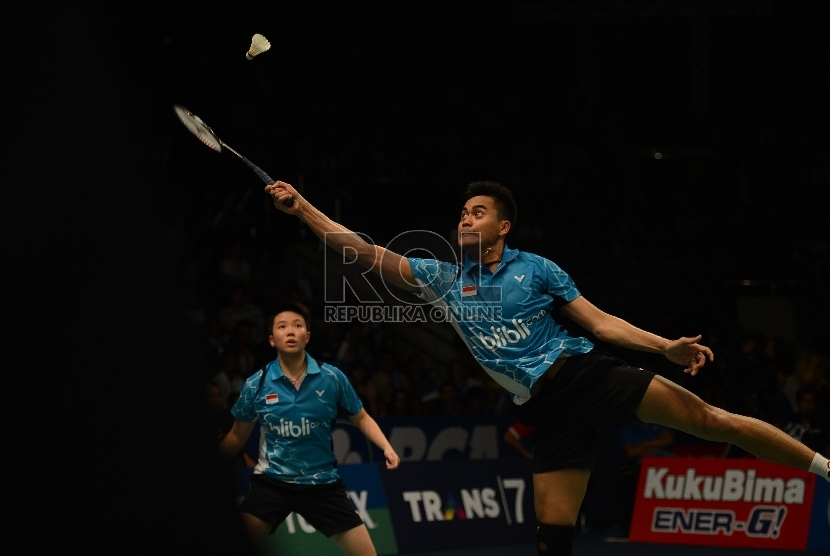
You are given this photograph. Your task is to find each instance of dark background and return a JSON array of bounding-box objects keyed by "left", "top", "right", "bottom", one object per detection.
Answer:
[{"left": 7, "top": 1, "right": 829, "bottom": 553}]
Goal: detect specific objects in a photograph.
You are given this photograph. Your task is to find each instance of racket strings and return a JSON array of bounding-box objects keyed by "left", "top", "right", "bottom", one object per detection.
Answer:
[
  {"left": 175, "top": 105, "right": 223, "bottom": 152},
  {"left": 172, "top": 104, "right": 290, "bottom": 205},
  {"left": 196, "top": 134, "right": 222, "bottom": 151}
]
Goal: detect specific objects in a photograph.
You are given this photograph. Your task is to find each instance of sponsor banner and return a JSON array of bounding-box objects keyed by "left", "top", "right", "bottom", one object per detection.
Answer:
[
  {"left": 237, "top": 464, "right": 398, "bottom": 556},
  {"left": 629, "top": 457, "right": 816, "bottom": 551},
  {"left": 808, "top": 476, "right": 830, "bottom": 552},
  {"left": 381, "top": 459, "right": 535, "bottom": 553},
  {"left": 332, "top": 415, "right": 524, "bottom": 465}
]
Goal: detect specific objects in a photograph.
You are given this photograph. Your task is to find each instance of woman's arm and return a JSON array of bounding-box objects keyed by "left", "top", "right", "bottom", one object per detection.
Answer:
[
  {"left": 349, "top": 408, "right": 401, "bottom": 469},
  {"left": 218, "top": 419, "right": 257, "bottom": 461}
]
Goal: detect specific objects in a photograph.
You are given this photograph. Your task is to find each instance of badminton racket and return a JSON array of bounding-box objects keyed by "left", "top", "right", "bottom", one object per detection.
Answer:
[{"left": 173, "top": 104, "right": 293, "bottom": 207}]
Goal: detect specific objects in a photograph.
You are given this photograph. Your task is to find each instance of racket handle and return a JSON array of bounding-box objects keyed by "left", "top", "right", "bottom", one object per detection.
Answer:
[{"left": 241, "top": 156, "right": 294, "bottom": 207}]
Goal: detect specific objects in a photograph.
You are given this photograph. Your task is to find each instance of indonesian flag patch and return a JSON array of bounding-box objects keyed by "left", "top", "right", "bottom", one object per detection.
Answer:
[
  {"left": 461, "top": 285, "right": 477, "bottom": 297},
  {"left": 265, "top": 393, "right": 278, "bottom": 404}
]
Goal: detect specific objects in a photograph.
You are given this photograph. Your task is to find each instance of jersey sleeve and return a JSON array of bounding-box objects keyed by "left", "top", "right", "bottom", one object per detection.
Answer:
[
  {"left": 538, "top": 256, "right": 582, "bottom": 306},
  {"left": 330, "top": 366, "right": 363, "bottom": 416},
  {"left": 230, "top": 370, "right": 261, "bottom": 422},
  {"left": 407, "top": 257, "right": 461, "bottom": 301}
]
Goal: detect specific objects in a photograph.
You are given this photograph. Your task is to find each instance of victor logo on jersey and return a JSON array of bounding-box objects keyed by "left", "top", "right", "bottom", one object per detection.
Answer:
[{"left": 471, "top": 310, "right": 546, "bottom": 351}]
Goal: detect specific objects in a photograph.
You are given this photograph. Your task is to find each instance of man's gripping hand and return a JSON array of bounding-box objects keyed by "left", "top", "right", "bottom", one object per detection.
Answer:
[{"left": 265, "top": 181, "right": 303, "bottom": 214}]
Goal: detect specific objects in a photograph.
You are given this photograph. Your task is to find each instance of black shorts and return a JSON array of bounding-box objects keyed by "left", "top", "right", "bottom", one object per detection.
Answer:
[
  {"left": 519, "top": 350, "right": 655, "bottom": 474},
  {"left": 239, "top": 474, "right": 364, "bottom": 537}
]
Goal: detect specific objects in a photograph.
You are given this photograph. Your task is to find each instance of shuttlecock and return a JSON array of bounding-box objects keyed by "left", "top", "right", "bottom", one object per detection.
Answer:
[{"left": 246, "top": 33, "right": 271, "bottom": 60}]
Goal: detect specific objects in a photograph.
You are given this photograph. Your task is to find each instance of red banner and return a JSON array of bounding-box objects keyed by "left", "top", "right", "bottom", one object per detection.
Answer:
[{"left": 629, "top": 457, "right": 816, "bottom": 551}]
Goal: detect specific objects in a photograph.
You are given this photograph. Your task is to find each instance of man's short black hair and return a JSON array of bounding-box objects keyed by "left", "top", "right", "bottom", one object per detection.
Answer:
[
  {"left": 463, "top": 181, "right": 518, "bottom": 231},
  {"left": 269, "top": 300, "right": 312, "bottom": 330}
]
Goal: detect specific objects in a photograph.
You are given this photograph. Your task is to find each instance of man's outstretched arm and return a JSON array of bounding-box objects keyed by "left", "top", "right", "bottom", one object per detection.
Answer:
[
  {"left": 265, "top": 181, "right": 418, "bottom": 292},
  {"left": 561, "top": 296, "right": 714, "bottom": 375}
]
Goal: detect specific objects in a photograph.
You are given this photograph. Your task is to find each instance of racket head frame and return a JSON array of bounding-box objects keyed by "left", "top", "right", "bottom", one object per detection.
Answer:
[
  {"left": 173, "top": 104, "right": 224, "bottom": 153},
  {"left": 172, "top": 103, "right": 294, "bottom": 207}
]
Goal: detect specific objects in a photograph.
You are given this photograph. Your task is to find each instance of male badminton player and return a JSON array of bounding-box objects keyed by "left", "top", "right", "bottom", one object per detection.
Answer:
[
  {"left": 219, "top": 301, "right": 400, "bottom": 555},
  {"left": 265, "top": 180, "right": 830, "bottom": 556}
]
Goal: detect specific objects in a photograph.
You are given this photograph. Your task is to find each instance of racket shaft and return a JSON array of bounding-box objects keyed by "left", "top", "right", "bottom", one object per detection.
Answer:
[{"left": 219, "top": 140, "right": 294, "bottom": 208}]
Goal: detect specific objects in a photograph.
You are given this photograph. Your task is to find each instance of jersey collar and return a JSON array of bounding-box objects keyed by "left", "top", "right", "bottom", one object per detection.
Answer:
[
  {"left": 269, "top": 354, "right": 322, "bottom": 379},
  {"left": 462, "top": 245, "right": 519, "bottom": 273}
]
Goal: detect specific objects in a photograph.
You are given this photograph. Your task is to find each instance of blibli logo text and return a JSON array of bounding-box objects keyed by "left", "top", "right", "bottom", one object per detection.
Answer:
[
  {"left": 271, "top": 418, "right": 327, "bottom": 438},
  {"left": 474, "top": 311, "right": 545, "bottom": 351}
]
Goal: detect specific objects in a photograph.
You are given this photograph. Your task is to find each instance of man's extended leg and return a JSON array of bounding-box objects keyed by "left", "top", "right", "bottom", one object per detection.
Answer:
[
  {"left": 533, "top": 468, "right": 590, "bottom": 555},
  {"left": 635, "top": 374, "right": 814, "bottom": 469}
]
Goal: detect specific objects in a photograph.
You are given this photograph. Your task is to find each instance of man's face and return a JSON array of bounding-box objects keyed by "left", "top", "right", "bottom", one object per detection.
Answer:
[
  {"left": 457, "top": 195, "right": 509, "bottom": 251},
  {"left": 268, "top": 311, "right": 310, "bottom": 354}
]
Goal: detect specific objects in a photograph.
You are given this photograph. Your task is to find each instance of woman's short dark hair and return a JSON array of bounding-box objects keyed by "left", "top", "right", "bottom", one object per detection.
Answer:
[
  {"left": 463, "top": 181, "right": 517, "bottom": 230},
  {"left": 269, "top": 300, "right": 312, "bottom": 329}
]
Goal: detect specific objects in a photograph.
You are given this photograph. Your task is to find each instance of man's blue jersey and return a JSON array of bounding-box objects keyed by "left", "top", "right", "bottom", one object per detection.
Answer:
[
  {"left": 231, "top": 356, "right": 363, "bottom": 485},
  {"left": 408, "top": 246, "right": 593, "bottom": 404}
]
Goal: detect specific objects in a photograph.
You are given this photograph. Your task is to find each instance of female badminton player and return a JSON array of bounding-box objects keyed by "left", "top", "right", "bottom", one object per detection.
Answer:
[{"left": 219, "top": 301, "right": 400, "bottom": 555}]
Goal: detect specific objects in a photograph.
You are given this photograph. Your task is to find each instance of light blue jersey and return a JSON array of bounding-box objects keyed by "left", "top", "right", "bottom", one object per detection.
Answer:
[
  {"left": 408, "top": 246, "right": 593, "bottom": 404},
  {"left": 231, "top": 356, "right": 363, "bottom": 485}
]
